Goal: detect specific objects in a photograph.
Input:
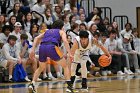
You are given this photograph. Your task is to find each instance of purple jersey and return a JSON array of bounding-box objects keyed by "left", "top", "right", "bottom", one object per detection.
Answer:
[
  {"left": 39, "top": 29, "right": 63, "bottom": 62},
  {"left": 41, "top": 29, "right": 61, "bottom": 46}
]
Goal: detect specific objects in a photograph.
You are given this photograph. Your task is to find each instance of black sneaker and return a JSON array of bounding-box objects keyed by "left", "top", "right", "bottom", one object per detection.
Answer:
[
  {"left": 81, "top": 82, "right": 88, "bottom": 92},
  {"left": 28, "top": 83, "right": 36, "bottom": 93}
]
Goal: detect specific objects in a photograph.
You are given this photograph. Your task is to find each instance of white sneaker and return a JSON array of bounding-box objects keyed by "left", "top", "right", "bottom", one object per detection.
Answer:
[
  {"left": 128, "top": 69, "right": 134, "bottom": 75},
  {"left": 37, "top": 78, "right": 42, "bottom": 81},
  {"left": 135, "top": 69, "right": 140, "bottom": 74},
  {"left": 25, "top": 77, "right": 31, "bottom": 82},
  {"left": 124, "top": 69, "right": 131, "bottom": 75},
  {"left": 107, "top": 71, "right": 112, "bottom": 74},
  {"left": 102, "top": 71, "right": 107, "bottom": 76},
  {"left": 49, "top": 76, "right": 57, "bottom": 80},
  {"left": 117, "top": 71, "right": 125, "bottom": 76},
  {"left": 58, "top": 75, "right": 65, "bottom": 79}
]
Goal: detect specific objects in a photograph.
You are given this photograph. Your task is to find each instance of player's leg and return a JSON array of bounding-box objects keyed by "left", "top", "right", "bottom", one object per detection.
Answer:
[
  {"left": 71, "top": 62, "right": 78, "bottom": 86},
  {"left": 80, "top": 60, "right": 88, "bottom": 92},
  {"left": 28, "top": 61, "right": 46, "bottom": 93},
  {"left": 57, "top": 57, "right": 77, "bottom": 92}
]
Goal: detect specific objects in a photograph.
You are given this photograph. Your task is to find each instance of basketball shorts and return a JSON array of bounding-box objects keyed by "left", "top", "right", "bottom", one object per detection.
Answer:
[{"left": 39, "top": 44, "right": 63, "bottom": 62}]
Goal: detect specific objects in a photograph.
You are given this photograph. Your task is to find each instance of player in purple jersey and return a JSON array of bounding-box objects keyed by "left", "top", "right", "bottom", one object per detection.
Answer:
[{"left": 28, "top": 20, "right": 76, "bottom": 93}]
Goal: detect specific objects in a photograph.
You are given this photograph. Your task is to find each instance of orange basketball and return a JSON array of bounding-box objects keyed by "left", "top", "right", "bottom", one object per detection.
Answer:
[{"left": 98, "top": 55, "right": 111, "bottom": 67}]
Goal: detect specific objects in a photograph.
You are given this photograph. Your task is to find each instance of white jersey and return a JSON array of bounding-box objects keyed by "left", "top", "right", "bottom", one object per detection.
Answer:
[{"left": 74, "top": 35, "right": 92, "bottom": 62}]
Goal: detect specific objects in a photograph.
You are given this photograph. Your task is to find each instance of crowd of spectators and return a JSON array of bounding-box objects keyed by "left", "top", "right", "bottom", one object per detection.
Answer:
[{"left": 0, "top": 0, "right": 140, "bottom": 82}]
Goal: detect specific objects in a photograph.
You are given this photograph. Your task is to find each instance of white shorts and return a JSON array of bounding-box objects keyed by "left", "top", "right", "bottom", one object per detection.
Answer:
[
  {"left": 0, "top": 60, "right": 8, "bottom": 69},
  {"left": 74, "top": 50, "right": 90, "bottom": 63}
]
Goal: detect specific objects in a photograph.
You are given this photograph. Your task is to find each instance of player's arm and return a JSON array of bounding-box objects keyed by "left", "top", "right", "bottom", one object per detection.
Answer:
[
  {"left": 29, "top": 32, "right": 45, "bottom": 59},
  {"left": 32, "top": 33, "right": 45, "bottom": 51},
  {"left": 92, "top": 38, "right": 111, "bottom": 58},
  {"left": 71, "top": 39, "right": 79, "bottom": 56}
]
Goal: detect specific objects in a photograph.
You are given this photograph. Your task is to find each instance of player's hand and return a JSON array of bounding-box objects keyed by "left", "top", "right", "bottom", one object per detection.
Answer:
[
  {"left": 67, "top": 53, "right": 74, "bottom": 62},
  {"left": 108, "top": 55, "right": 112, "bottom": 63}
]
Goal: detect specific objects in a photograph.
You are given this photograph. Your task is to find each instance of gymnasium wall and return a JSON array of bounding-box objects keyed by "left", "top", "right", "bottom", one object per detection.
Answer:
[{"left": 95, "top": 0, "right": 140, "bottom": 28}]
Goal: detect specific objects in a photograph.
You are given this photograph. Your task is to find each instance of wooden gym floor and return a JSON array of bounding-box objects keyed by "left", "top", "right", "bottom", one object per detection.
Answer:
[{"left": 0, "top": 75, "right": 140, "bottom": 93}]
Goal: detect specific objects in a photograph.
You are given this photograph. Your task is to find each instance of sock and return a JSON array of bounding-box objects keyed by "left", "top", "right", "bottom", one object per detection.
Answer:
[
  {"left": 59, "top": 66, "right": 63, "bottom": 75},
  {"left": 9, "top": 75, "right": 12, "bottom": 79},
  {"left": 57, "top": 72, "right": 61, "bottom": 77}
]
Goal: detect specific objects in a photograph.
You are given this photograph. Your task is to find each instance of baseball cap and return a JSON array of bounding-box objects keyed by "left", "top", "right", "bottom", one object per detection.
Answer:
[
  {"left": 124, "top": 33, "right": 130, "bottom": 40},
  {"left": 64, "top": 7, "right": 70, "bottom": 11},
  {"left": 14, "top": 22, "right": 22, "bottom": 27}
]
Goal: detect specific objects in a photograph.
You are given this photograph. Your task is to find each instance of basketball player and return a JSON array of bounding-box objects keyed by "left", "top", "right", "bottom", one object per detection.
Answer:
[
  {"left": 28, "top": 20, "right": 75, "bottom": 93},
  {"left": 70, "top": 31, "right": 111, "bottom": 92}
]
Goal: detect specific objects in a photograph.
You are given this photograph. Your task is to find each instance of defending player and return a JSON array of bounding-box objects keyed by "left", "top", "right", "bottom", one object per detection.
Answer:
[{"left": 28, "top": 20, "right": 75, "bottom": 93}]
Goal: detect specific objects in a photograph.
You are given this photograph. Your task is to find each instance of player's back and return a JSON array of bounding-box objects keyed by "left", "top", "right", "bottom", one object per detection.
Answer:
[{"left": 41, "top": 29, "right": 61, "bottom": 46}]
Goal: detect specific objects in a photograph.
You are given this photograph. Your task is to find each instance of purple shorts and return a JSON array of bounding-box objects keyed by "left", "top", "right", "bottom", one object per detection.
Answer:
[{"left": 39, "top": 44, "right": 63, "bottom": 62}]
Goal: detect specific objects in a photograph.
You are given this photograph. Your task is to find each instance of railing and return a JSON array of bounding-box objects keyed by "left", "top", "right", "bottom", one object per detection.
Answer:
[
  {"left": 113, "top": 15, "right": 129, "bottom": 31},
  {"left": 80, "top": 0, "right": 95, "bottom": 16},
  {"left": 100, "top": 7, "right": 112, "bottom": 23},
  {"left": 31, "top": 11, "right": 44, "bottom": 23}
]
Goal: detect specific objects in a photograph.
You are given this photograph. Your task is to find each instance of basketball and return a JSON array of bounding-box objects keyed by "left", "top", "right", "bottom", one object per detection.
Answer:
[{"left": 98, "top": 55, "right": 111, "bottom": 67}]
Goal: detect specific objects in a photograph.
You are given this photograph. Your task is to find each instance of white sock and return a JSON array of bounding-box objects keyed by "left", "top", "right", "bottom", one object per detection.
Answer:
[
  {"left": 59, "top": 66, "right": 63, "bottom": 75},
  {"left": 9, "top": 75, "right": 12, "bottom": 79},
  {"left": 57, "top": 72, "right": 61, "bottom": 77}
]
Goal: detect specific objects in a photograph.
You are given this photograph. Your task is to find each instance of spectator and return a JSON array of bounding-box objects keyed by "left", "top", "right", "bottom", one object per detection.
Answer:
[
  {"left": 120, "top": 23, "right": 132, "bottom": 39},
  {"left": 53, "top": 5, "right": 63, "bottom": 20},
  {"left": 104, "top": 30, "right": 125, "bottom": 75},
  {"left": 10, "top": 22, "right": 22, "bottom": 42},
  {"left": 2, "top": 35, "right": 31, "bottom": 82},
  {"left": 64, "top": 0, "right": 77, "bottom": 11},
  {"left": 42, "top": 8, "right": 54, "bottom": 28},
  {"left": 86, "top": 7, "right": 102, "bottom": 22},
  {"left": 75, "top": 13, "right": 87, "bottom": 26},
  {"left": 0, "top": 14, "right": 6, "bottom": 28},
  {"left": 29, "top": 23, "right": 39, "bottom": 41},
  {"left": 17, "top": 34, "right": 41, "bottom": 81},
  {"left": 117, "top": 33, "right": 140, "bottom": 74},
  {"left": 63, "top": 14, "right": 71, "bottom": 31},
  {"left": 8, "top": 3, "right": 23, "bottom": 22},
  {"left": 24, "top": 12, "right": 33, "bottom": 33},
  {"left": 0, "top": 25, "right": 13, "bottom": 44},
  {"left": 0, "top": 40, "right": 15, "bottom": 82},
  {"left": 6, "top": 15, "right": 17, "bottom": 30}
]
